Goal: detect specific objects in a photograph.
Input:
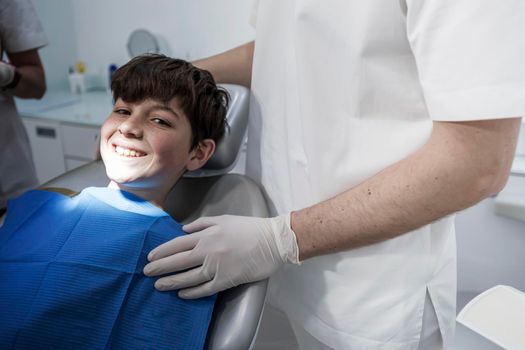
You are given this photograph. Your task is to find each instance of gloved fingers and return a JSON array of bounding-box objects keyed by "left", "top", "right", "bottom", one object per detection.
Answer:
[
  {"left": 182, "top": 216, "right": 222, "bottom": 233},
  {"left": 144, "top": 250, "right": 204, "bottom": 276},
  {"left": 154, "top": 267, "right": 211, "bottom": 292},
  {"left": 148, "top": 232, "right": 200, "bottom": 261},
  {"left": 177, "top": 278, "right": 224, "bottom": 299}
]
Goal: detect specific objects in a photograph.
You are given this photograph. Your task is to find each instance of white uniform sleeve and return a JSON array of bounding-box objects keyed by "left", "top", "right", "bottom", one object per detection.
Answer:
[
  {"left": 249, "top": 0, "right": 260, "bottom": 29},
  {"left": 0, "top": 0, "right": 48, "bottom": 53},
  {"left": 406, "top": 0, "right": 525, "bottom": 121}
]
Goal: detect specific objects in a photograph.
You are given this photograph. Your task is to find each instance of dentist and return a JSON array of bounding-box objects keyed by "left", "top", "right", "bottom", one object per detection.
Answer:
[
  {"left": 0, "top": 0, "right": 47, "bottom": 215},
  {"left": 145, "top": 1, "right": 524, "bottom": 349}
]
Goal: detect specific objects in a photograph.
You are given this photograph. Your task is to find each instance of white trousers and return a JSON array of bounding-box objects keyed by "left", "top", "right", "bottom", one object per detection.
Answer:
[{"left": 253, "top": 292, "right": 443, "bottom": 350}]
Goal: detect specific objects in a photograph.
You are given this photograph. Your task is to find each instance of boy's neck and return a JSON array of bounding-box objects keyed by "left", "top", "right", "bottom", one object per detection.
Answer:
[{"left": 107, "top": 181, "right": 168, "bottom": 209}]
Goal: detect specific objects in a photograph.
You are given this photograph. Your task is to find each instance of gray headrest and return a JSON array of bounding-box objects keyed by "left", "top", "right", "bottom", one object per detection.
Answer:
[{"left": 186, "top": 84, "right": 249, "bottom": 177}]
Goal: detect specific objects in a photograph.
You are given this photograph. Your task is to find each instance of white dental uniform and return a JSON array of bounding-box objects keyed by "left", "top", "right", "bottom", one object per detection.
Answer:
[
  {"left": 0, "top": 0, "right": 48, "bottom": 208},
  {"left": 246, "top": 1, "right": 525, "bottom": 349}
]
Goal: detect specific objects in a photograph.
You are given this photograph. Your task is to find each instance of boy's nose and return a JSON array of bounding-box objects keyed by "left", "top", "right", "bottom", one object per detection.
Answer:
[{"left": 118, "top": 116, "right": 143, "bottom": 138}]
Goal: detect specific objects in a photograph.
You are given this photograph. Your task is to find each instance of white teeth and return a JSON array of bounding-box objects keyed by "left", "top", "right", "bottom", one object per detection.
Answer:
[{"left": 114, "top": 145, "right": 144, "bottom": 157}]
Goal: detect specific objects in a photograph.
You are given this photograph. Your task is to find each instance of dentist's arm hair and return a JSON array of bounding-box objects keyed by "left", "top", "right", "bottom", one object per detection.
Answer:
[
  {"left": 193, "top": 41, "right": 254, "bottom": 88},
  {"left": 292, "top": 117, "right": 521, "bottom": 260},
  {"left": 6, "top": 49, "right": 46, "bottom": 99}
]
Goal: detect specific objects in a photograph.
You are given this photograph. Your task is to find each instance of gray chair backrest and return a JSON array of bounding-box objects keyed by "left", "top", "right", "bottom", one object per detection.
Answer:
[
  {"left": 198, "top": 84, "right": 249, "bottom": 173},
  {"left": 43, "top": 85, "right": 268, "bottom": 350}
]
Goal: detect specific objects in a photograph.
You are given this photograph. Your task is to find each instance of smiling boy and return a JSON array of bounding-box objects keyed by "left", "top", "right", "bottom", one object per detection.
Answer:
[
  {"left": 102, "top": 54, "right": 227, "bottom": 206},
  {"left": 0, "top": 54, "right": 228, "bottom": 349}
]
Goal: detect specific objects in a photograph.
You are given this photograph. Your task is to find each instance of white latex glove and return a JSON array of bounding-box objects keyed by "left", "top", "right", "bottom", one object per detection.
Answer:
[
  {"left": 0, "top": 61, "right": 16, "bottom": 87},
  {"left": 143, "top": 213, "right": 300, "bottom": 299}
]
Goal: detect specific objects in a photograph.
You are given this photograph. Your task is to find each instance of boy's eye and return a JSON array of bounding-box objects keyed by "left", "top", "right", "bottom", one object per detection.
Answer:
[
  {"left": 152, "top": 118, "right": 171, "bottom": 127},
  {"left": 114, "top": 108, "right": 130, "bottom": 115}
]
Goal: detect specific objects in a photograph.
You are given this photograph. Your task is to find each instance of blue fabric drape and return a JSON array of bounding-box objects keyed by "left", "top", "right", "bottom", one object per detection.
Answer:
[{"left": 0, "top": 188, "right": 216, "bottom": 350}]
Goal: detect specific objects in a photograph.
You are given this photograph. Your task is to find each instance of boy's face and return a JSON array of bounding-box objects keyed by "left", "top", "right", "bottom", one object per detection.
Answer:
[{"left": 100, "top": 97, "right": 200, "bottom": 192}]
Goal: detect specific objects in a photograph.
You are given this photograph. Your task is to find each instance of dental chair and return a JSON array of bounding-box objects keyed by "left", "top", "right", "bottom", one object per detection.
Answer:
[{"left": 39, "top": 84, "right": 268, "bottom": 350}]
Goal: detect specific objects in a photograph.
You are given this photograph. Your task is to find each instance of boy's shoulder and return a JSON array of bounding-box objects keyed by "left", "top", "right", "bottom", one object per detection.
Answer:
[{"left": 1, "top": 188, "right": 79, "bottom": 233}]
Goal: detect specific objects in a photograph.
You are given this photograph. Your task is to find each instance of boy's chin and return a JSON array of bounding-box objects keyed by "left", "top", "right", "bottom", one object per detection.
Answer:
[
  {"left": 106, "top": 171, "right": 145, "bottom": 189},
  {"left": 106, "top": 167, "right": 140, "bottom": 184},
  {"left": 107, "top": 176, "right": 166, "bottom": 191}
]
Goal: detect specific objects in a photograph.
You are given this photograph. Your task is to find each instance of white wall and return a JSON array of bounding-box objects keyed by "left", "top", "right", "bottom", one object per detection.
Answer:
[
  {"left": 70, "top": 0, "right": 255, "bottom": 86},
  {"left": 32, "top": 0, "right": 254, "bottom": 89},
  {"left": 32, "top": 0, "right": 78, "bottom": 90}
]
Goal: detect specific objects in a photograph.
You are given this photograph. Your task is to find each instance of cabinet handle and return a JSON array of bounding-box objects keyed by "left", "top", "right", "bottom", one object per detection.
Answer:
[{"left": 36, "top": 127, "right": 56, "bottom": 138}]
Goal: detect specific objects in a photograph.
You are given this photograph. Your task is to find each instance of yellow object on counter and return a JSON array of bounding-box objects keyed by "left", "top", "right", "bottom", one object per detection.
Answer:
[{"left": 75, "top": 61, "right": 86, "bottom": 74}]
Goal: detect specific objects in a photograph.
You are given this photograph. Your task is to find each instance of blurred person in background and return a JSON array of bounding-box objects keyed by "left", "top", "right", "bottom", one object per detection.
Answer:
[{"left": 0, "top": 0, "right": 47, "bottom": 216}]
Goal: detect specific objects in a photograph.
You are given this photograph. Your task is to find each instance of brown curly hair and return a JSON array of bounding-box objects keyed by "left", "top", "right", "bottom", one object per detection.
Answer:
[{"left": 111, "top": 54, "right": 229, "bottom": 149}]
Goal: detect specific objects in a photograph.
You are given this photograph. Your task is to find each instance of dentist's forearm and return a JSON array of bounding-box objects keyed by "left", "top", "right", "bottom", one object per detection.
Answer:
[
  {"left": 292, "top": 118, "right": 521, "bottom": 260},
  {"left": 193, "top": 41, "right": 254, "bottom": 88},
  {"left": 11, "top": 65, "right": 46, "bottom": 99},
  {"left": 7, "top": 50, "right": 46, "bottom": 99}
]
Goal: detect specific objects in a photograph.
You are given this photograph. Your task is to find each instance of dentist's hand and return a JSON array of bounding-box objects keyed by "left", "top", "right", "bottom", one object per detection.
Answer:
[{"left": 144, "top": 214, "right": 300, "bottom": 299}]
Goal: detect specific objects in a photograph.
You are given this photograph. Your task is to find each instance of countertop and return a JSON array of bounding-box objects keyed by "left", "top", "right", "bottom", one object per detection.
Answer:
[
  {"left": 494, "top": 175, "right": 525, "bottom": 223},
  {"left": 511, "top": 156, "right": 525, "bottom": 176},
  {"left": 15, "top": 89, "right": 113, "bottom": 127}
]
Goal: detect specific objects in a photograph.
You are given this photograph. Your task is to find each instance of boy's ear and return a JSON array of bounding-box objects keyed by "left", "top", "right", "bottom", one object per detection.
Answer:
[{"left": 187, "top": 139, "right": 216, "bottom": 171}]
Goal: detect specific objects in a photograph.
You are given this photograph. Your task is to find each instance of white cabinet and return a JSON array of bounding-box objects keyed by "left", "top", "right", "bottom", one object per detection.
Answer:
[
  {"left": 61, "top": 124, "right": 100, "bottom": 170},
  {"left": 22, "top": 118, "right": 66, "bottom": 184},
  {"left": 23, "top": 117, "right": 99, "bottom": 184}
]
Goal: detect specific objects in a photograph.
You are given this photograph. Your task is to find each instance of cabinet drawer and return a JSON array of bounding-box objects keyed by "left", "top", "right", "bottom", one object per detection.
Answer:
[
  {"left": 61, "top": 124, "right": 100, "bottom": 159},
  {"left": 22, "top": 118, "right": 66, "bottom": 184}
]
